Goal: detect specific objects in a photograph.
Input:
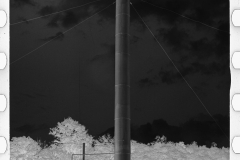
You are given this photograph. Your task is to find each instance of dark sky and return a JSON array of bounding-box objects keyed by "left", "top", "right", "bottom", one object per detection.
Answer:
[{"left": 10, "top": 0, "right": 230, "bottom": 142}]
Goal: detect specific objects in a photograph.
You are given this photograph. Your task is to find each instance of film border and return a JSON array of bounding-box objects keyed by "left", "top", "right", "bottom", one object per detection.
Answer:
[{"left": 0, "top": 0, "right": 239, "bottom": 159}]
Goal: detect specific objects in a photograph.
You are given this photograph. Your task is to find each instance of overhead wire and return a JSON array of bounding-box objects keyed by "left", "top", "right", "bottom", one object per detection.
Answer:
[
  {"left": 11, "top": 0, "right": 229, "bottom": 142},
  {"left": 130, "top": 2, "right": 229, "bottom": 141},
  {"left": 141, "top": 0, "right": 229, "bottom": 34},
  {"left": 10, "top": 0, "right": 102, "bottom": 26},
  {"left": 10, "top": 1, "right": 116, "bottom": 65}
]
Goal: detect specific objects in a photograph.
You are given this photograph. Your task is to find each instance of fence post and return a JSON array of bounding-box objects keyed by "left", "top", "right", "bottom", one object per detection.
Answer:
[{"left": 83, "top": 143, "right": 85, "bottom": 160}]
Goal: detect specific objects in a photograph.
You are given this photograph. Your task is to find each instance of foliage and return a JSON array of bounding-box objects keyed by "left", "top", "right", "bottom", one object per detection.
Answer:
[
  {"left": 130, "top": 137, "right": 229, "bottom": 160},
  {"left": 147, "top": 135, "right": 167, "bottom": 146},
  {"left": 34, "top": 147, "right": 72, "bottom": 160},
  {"left": 89, "top": 134, "right": 115, "bottom": 160},
  {"left": 48, "top": 117, "right": 94, "bottom": 154},
  {"left": 35, "top": 138, "right": 49, "bottom": 150},
  {"left": 10, "top": 117, "right": 229, "bottom": 160},
  {"left": 10, "top": 136, "right": 42, "bottom": 160}
]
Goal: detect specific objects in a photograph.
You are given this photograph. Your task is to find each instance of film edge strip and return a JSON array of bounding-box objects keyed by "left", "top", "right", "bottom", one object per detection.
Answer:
[
  {"left": 0, "top": 0, "right": 9, "bottom": 159},
  {"left": 230, "top": 0, "right": 240, "bottom": 159},
  {"left": 0, "top": 0, "right": 240, "bottom": 159}
]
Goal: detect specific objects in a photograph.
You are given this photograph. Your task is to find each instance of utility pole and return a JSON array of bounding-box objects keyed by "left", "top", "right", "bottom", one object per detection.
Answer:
[{"left": 114, "top": 0, "right": 131, "bottom": 160}]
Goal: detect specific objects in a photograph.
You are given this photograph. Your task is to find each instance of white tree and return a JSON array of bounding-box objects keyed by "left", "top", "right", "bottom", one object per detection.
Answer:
[{"left": 49, "top": 117, "right": 94, "bottom": 154}]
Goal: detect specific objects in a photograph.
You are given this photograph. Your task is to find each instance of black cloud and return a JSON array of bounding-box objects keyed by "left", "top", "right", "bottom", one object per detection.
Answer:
[
  {"left": 47, "top": 15, "right": 61, "bottom": 28},
  {"left": 46, "top": 9, "right": 88, "bottom": 28},
  {"left": 190, "top": 38, "right": 214, "bottom": 59},
  {"left": 38, "top": 6, "right": 56, "bottom": 16},
  {"left": 130, "top": 0, "right": 229, "bottom": 32},
  {"left": 61, "top": 11, "right": 79, "bottom": 28},
  {"left": 163, "top": 27, "right": 189, "bottom": 51},
  {"left": 11, "top": 0, "right": 35, "bottom": 7},
  {"left": 138, "top": 78, "right": 158, "bottom": 87},
  {"left": 14, "top": 123, "right": 49, "bottom": 135},
  {"left": 138, "top": 59, "right": 228, "bottom": 86},
  {"left": 98, "top": 113, "right": 229, "bottom": 148},
  {"left": 40, "top": 0, "right": 115, "bottom": 29},
  {"left": 214, "top": 22, "right": 229, "bottom": 58},
  {"left": 157, "top": 62, "right": 226, "bottom": 85},
  {"left": 41, "top": 32, "right": 65, "bottom": 41},
  {"left": 90, "top": 43, "right": 115, "bottom": 63},
  {"left": 135, "top": 0, "right": 229, "bottom": 87}
]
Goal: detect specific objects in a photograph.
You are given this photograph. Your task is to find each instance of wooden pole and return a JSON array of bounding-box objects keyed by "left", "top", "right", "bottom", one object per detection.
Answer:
[
  {"left": 82, "top": 143, "right": 85, "bottom": 160},
  {"left": 114, "top": 0, "right": 131, "bottom": 160}
]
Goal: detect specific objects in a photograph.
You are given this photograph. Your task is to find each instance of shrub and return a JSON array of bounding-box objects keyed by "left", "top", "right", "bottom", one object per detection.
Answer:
[{"left": 10, "top": 136, "right": 42, "bottom": 160}]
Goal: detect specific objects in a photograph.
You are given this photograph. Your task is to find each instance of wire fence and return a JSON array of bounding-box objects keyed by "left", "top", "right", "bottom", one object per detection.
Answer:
[
  {"left": 72, "top": 153, "right": 115, "bottom": 160},
  {"left": 72, "top": 143, "right": 115, "bottom": 160}
]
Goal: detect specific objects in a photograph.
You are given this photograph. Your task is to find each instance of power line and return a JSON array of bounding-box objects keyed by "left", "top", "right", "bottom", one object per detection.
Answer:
[
  {"left": 141, "top": 0, "right": 229, "bottom": 34},
  {"left": 11, "top": 0, "right": 103, "bottom": 25},
  {"left": 10, "top": 2, "right": 115, "bottom": 65},
  {"left": 130, "top": 2, "right": 229, "bottom": 141}
]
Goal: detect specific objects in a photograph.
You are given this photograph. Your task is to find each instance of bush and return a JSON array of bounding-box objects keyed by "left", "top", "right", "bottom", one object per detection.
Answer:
[{"left": 10, "top": 136, "right": 42, "bottom": 160}]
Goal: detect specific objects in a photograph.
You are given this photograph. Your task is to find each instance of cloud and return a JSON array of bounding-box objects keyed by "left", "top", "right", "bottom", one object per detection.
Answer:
[
  {"left": 129, "top": 0, "right": 229, "bottom": 34},
  {"left": 11, "top": 0, "right": 35, "bottom": 7},
  {"left": 36, "top": 0, "right": 115, "bottom": 29},
  {"left": 190, "top": 38, "right": 214, "bottom": 59},
  {"left": 157, "top": 61, "right": 227, "bottom": 84},
  {"left": 130, "top": 35, "right": 140, "bottom": 44},
  {"left": 14, "top": 124, "right": 35, "bottom": 134},
  {"left": 46, "top": 14, "right": 61, "bottom": 28},
  {"left": 14, "top": 123, "right": 49, "bottom": 134},
  {"left": 138, "top": 78, "right": 158, "bottom": 87},
  {"left": 41, "top": 32, "right": 64, "bottom": 41},
  {"left": 61, "top": 11, "right": 79, "bottom": 28},
  {"left": 30, "top": 0, "right": 229, "bottom": 88},
  {"left": 162, "top": 27, "right": 189, "bottom": 52},
  {"left": 45, "top": 8, "right": 90, "bottom": 28},
  {"left": 19, "top": 91, "right": 48, "bottom": 99},
  {"left": 134, "top": 0, "right": 229, "bottom": 87},
  {"left": 214, "top": 22, "right": 229, "bottom": 58},
  {"left": 89, "top": 43, "right": 115, "bottom": 62},
  {"left": 86, "top": 43, "right": 115, "bottom": 91},
  {"left": 38, "top": 6, "right": 56, "bottom": 16},
  {"left": 21, "top": 93, "right": 36, "bottom": 98},
  {"left": 15, "top": 17, "right": 31, "bottom": 24},
  {"left": 138, "top": 59, "right": 228, "bottom": 86}
]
